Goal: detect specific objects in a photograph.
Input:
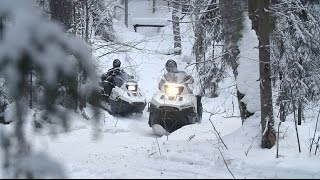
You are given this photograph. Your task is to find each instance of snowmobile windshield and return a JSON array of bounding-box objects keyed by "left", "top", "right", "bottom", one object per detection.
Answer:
[
  {"left": 113, "top": 70, "right": 134, "bottom": 87},
  {"left": 163, "top": 71, "right": 190, "bottom": 84}
]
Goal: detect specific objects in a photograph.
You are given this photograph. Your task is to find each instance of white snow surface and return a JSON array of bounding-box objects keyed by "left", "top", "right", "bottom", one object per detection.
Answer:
[
  {"left": 237, "top": 14, "right": 260, "bottom": 113},
  {"left": 1, "top": 0, "right": 320, "bottom": 178}
]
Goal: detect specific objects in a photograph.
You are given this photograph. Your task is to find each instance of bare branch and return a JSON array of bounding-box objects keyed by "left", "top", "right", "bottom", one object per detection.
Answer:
[
  {"left": 245, "top": 133, "right": 259, "bottom": 156},
  {"left": 309, "top": 108, "right": 320, "bottom": 155},
  {"left": 208, "top": 114, "right": 228, "bottom": 150},
  {"left": 217, "top": 147, "right": 236, "bottom": 179}
]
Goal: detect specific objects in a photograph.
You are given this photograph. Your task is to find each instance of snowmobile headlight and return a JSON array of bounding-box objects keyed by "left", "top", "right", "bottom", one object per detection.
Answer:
[
  {"left": 127, "top": 85, "right": 137, "bottom": 91},
  {"left": 164, "top": 85, "right": 183, "bottom": 95}
]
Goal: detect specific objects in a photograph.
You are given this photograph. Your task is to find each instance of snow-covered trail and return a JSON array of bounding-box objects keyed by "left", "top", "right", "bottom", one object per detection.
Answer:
[
  {"left": 2, "top": 0, "right": 319, "bottom": 178},
  {"left": 36, "top": 0, "right": 242, "bottom": 178},
  {"left": 35, "top": 106, "right": 241, "bottom": 178}
]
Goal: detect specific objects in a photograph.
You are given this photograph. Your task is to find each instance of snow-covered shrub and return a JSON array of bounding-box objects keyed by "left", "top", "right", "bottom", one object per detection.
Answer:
[{"left": 0, "top": 0, "right": 101, "bottom": 178}]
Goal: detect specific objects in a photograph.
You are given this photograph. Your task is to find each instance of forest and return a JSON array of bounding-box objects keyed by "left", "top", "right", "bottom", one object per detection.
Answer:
[{"left": 0, "top": 0, "right": 319, "bottom": 178}]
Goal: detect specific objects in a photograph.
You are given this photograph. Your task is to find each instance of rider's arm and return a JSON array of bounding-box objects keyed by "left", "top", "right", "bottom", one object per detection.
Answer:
[
  {"left": 159, "top": 78, "right": 165, "bottom": 90},
  {"left": 101, "top": 73, "right": 108, "bottom": 81},
  {"left": 187, "top": 75, "right": 194, "bottom": 84},
  {"left": 106, "top": 68, "right": 117, "bottom": 79},
  {"left": 180, "top": 71, "right": 193, "bottom": 84}
]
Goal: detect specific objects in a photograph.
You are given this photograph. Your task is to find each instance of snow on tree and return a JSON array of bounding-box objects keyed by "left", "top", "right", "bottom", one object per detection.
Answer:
[
  {"left": 171, "top": 0, "right": 182, "bottom": 55},
  {"left": 220, "top": 0, "right": 255, "bottom": 122},
  {"left": 0, "top": 0, "right": 100, "bottom": 178},
  {"left": 189, "top": 0, "right": 224, "bottom": 98},
  {"left": 91, "top": 0, "right": 117, "bottom": 42},
  {"left": 270, "top": 0, "right": 320, "bottom": 123}
]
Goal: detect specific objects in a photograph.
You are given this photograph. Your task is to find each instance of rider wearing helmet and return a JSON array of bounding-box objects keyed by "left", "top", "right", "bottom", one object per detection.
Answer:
[
  {"left": 101, "top": 59, "right": 124, "bottom": 98},
  {"left": 165, "top": 59, "right": 178, "bottom": 73},
  {"left": 159, "top": 59, "right": 194, "bottom": 90},
  {"left": 113, "top": 59, "right": 121, "bottom": 69}
]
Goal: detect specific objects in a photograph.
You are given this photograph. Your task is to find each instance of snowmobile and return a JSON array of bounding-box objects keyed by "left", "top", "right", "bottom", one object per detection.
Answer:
[
  {"left": 148, "top": 73, "right": 202, "bottom": 134},
  {"left": 99, "top": 70, "right": 147, "bottom": 116}
]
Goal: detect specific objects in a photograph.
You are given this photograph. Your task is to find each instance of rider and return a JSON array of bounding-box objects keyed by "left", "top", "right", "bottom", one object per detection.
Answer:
[
  {"left": 101, "top": 59, "right": 123, "bottom": 98},
  {"left": 159, "top": 59, "right": 194, "bottom": 91},
  {"left": 160, "top": 59, "right": 202, "bottom": 122}
]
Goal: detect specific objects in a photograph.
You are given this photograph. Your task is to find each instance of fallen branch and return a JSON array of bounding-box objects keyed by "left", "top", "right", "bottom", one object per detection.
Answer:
[
  {"left": 222, "top": 115, "right": 241, "bottom": 119},
  {"left": 209, "top": 115, "right": 228, "bottom": 150},
  {"left": 206, "top": 139, "right": 235, "bottom": 179},
  {"left": 217, "top": 147, "right": 235, "bottom": 179},
  {"left": 188, "top": 134, "right": 195, "bottom": 141},
  {"left": 148, "top": 151, "right": 156, "bottom": 157}
]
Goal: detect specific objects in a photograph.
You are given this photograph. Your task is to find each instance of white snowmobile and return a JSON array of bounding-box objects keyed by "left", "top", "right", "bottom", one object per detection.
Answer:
[
  {"left": 148, "top": 72, "right": 202, "bottom": 135},
  {"left": 99, "top": 70, "right": 147, "bottom": 116}
]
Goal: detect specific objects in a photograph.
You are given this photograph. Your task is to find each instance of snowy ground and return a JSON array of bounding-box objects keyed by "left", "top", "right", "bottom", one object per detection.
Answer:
[{"left": 1, "top": 0, "right": 320, "bottom": 178}]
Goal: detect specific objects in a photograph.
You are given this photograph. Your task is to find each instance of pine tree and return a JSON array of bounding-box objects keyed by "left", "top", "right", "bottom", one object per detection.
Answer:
[
  {"left": 249, "top": 0, "right": 276, "bottom": 149},
  {"left": 0, "top": 1, "right": 100, "bottom": 177},
  {"left": 271, "top": 0, "right": 320, "bottom": 124}
]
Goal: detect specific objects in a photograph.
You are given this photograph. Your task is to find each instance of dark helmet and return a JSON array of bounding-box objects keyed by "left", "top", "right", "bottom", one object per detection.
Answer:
[
  {"left": 165, "top": 59, "right": 177, "bottom": 73},
  {"left": 113, "top": 59, "right": 121, "bottom": 68}
]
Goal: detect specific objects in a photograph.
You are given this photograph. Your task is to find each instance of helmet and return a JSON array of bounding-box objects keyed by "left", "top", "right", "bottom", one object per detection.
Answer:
[
  {"left": 165, "top": 59, "right": 177, "bottom": 73},
  {"left": 113, "top": 59, "right": 121, "bottom": 68}
]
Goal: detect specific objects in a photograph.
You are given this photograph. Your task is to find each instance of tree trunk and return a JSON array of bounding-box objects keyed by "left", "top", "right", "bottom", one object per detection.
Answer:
[
  {"left": 153, "top": 0, "right": 156, "bottom": 13},
  {"left": 298, "top": 101, "right": 302, "bottom": 125},
  {"left": 172, "top": 0, "right": 182, "bottom": 55},
  {"left": 49, "top": 0, "right": 73, "bottom": 31},
  {"left": 220, "top": 0, "right": 252, "bottom": 122},
  {"left": 194, "top": 0, "right": 205, "bottom": 71},
  {"left": 125, "top": 0, "right": 128, "bottom": 27},
  {"left": 0, "top": 17, "right": 3, "bottom": 40},
  {"left": 73, "top": 2, "right": 77, "bottom": 35},
  {"left": 249, "top": 0, "right": 276, "bottom": 149},
  {"left": 85, "top": 0, "right": 90, "bottom": 43},
  {"left": 279, "top": 72, "right": 286, "bottom": 122},
  {"left": 29, "top": 71, "right": 32, "bottom": 109},
  {"left": 297, "top": 58, "right": 303, "bottom": 125}
]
